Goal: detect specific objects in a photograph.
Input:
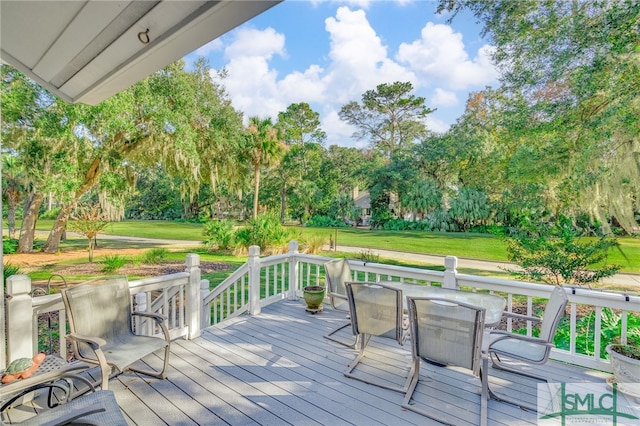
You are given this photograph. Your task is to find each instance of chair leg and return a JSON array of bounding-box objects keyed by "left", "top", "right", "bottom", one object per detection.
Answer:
[
  {"left": 324, "top": 322, "right": 359, "bottom": 348},
  {"left": 129, "top": 345, "right": 170, "bottom": 380},
  {"left": 344, "top": 335, "right": 410, "bottom": 393},
  {"left": 487, "top": 353, "right": 545, "bottom": 411},
  {"left": 490, "top": 352, "right": 548, "bottom": 381}
]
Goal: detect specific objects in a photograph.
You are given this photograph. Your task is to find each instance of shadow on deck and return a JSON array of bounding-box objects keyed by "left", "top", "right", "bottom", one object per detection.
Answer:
[{"left": 5, "top": 300, "right": 620, "bottom": 425}]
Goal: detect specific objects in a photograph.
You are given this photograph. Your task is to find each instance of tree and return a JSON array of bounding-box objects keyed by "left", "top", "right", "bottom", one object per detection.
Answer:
[
  {"left": 506, "top": 216, "right": 621, "bottom": 286},
  {"left": 438, "top": 0, "right": 640, "bottom": 234},
  {"left": 242, "top": 117, "right": 286, "bottom": 219},
  {"left": 67, "top": 204, "right": 110, "bottom": 262},
  {"left": 1, "top": 65, "right": 82, "bottom": 252},
  {"left": 274, "top": 103, "right": 326, "bottom": 222},
  {"left": 401, "top": 178, "right": 443, "bottom": 221},
  {"left": 1, "top": 59, "right": 246, "bottom": 253},
  {"left": 339, "top": 81, "right": 434, "bottom": 157}
]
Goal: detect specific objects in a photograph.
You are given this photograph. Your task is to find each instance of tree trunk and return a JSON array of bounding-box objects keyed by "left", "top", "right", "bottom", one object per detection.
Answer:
[
  {"left": 6, "top": 190, "right": 20, "bottom": 239},
  {"left": 43, "top": 157, "right": 101, "bottom": 252},
  {"left": 18, "top": 191, "right": 45, "bottom": 253},
  {"left": 280, "top": 184, "right": 287, "bottom": 223},
  {"left": 253, "top": 166, "right": 261, "bottom": 219},
  {"left": 42, "top": 202, "right": 74, "bottom": 253}
]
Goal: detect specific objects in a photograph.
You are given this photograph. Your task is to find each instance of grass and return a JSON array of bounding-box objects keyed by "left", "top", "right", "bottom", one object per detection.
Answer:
[{"left": 13, "top": 219, "right": 640, "bottom": 272}]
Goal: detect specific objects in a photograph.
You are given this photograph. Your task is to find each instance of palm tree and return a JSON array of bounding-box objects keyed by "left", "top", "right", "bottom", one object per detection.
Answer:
[{"left": 243, "top": 117, "right": 286, "bottom": 218}]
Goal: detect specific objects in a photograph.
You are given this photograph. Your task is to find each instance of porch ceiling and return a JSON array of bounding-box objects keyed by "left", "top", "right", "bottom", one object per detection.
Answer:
[{"left": 0, "top": 0, "right": 280, "bottom": 105}]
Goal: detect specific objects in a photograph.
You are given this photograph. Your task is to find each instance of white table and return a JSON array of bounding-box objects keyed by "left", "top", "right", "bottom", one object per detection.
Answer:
[{"left": 378, "top": 282, "right": 506, "bottom": 327}]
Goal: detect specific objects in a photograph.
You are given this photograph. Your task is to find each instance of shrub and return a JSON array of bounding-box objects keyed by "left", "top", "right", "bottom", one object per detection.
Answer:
[
  {"left": 505, "top": 216, "right": 621, "bottom": 286},
  {"left": 358, "top": 249, "right": 380, "bottom": 263},
  {"left": 102, "top": 255, "right": 128, "bottom": 273},
  {"left": 142, "top": 248, "right": 169, "bottom": 264},
  {"left": 301, "top": 234, "right": 328, "bottom": 254},
  {"left": 305, "top": 215, "right": 349, "bottom": 228},
  {"left": 3, "top": 237, "right": 18, "bottom": 254},
  {"left": 233, "top": 212, "right": 293, "bottom": 254},
  {"left": 203, "top": 219, "right": 236, "bottom": 251},
  {"left": 3, "top": 263, "right": 20, "bottom": 287}
]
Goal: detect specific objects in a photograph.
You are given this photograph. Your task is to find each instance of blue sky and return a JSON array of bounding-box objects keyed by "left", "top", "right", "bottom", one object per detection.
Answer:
[{"left": 185, "top": 0, "right": 499, "bottom": 148}]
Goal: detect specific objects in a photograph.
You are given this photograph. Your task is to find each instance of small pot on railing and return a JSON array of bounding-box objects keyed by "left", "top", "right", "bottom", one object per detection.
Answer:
[{"left": 303, "top": 286, "right": 325, "bottom": 314}]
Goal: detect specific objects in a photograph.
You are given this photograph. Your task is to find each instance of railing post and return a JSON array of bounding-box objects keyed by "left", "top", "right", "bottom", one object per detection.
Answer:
[
  {"left": 288, "top": 240, "right": 299, "bottom": 300},
  {"left": 443, "top": 256, "right": 459, "bottom": 289},
  {"left": 186, "top": 254, "right": 202, "bottom": 339},
  {"left": 248, "top": 246, "right": 262, "bottom": 315},
  {"left": 200, "top": 279, "right": 211, "bottom": 330},
  {"left": 6, "top": 275, "right": 34, "bottom": 361}
]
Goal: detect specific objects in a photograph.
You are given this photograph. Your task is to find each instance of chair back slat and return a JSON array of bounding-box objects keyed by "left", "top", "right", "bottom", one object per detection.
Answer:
[
  {"left": 539, "top": 286, "right": 569, "bottom": 342},
  {"left": 408, "top": 297, "right": 485, "bottom": 375},
  {"left": 346, "top": 282, "right": 404, "bottom": 343}
]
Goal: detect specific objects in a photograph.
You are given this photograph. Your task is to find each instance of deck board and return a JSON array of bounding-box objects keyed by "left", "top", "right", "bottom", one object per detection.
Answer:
[{"left": 4, "top": 299, "right": 615, "bottom": 426}]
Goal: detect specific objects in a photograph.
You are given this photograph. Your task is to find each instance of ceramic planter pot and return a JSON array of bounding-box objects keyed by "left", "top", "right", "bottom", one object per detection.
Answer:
[
  {"left": 606, "top": 344, "right": 640, "bottom": 398},
  {"left": 303, "top": 286, "right": 325, "bottom": 313}
]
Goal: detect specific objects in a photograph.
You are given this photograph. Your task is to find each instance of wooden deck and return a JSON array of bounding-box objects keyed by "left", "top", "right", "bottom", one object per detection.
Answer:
[{"left": 6, "top": 300, "right": 613, "bottom": 425}]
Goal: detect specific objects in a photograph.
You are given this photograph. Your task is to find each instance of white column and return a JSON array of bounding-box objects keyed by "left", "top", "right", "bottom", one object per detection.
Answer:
[
  {"left": 443, "top": 256, "right": 459, "bottom": 290},
  {"left": 287, "top": 240, "right": 299, "bottom": 300},
  {"left": 248, "top": 246, "right": 262, "bottom": 315},
  {"left": 200, "top": 279, "right": 211, "bottom": 331},
  {"left": 186, "top": 253, "right": 201, "bottom": 339},
  {"left": 6, "top": 274, "right": 34, "bottom": 361}
]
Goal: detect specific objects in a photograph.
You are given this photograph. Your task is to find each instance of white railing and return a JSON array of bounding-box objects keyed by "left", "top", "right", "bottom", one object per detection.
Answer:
[
  {"left": 205, "top": 241, "right": 639, "bottom": 373},
  {"left": 5, "top": 241, "right": 639, "bottom": 374},
  {"left": 5, "top": 254, "right": 204, "bottom": 364}
]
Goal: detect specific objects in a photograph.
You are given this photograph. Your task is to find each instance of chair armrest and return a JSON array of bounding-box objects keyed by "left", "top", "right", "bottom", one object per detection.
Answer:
[
  {"left": 132, "top": 311, "right": 167, "bottom": 323},
  {"left": 66, "top": 333, "right": 107, "bottom": 349},
  {"left": 132, "top": 312, "right": 171, "bottom": 342},
  {"left": 489, "top": 331, "right": 555, "bottom": 348},
  {"left": 501, "top": 311, "right": 541, "bottom": 323},
  {"left": 1, "top": 382, "right": 69, "bottom": 412}
]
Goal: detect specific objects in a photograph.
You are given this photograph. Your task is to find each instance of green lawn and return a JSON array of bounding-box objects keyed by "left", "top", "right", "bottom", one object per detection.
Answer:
[{"left": 16, "top": 219, "right": 640, "bottom": 273}]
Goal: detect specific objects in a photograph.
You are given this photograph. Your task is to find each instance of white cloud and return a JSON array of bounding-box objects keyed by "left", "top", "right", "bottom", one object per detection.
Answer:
[
  {"left": 425, "top": 115, "right": 450, "bottom": 134},
  {"left": 396, "top": 22, "right": 498, "bottom": 89},
  {"left": 321, "top": 108, "right": 360, "bottom": 147},
  {"left": 430, "top": 88, "right": 458, "bottom": 107},
  {"left": 323, "top": 7, "right": 416, "bottom": 102},
  {"left": 209, "top": 6, "right": 488, "bottom": 143}
]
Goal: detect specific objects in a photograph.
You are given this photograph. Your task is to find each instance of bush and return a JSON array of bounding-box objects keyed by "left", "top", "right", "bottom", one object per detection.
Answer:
[
  {"left": 203, "top": 219, "right": 236, "bottom": 251},
  {"left": 142, "top": 248, "right": 169, "bottom": 264},
  {"left": 506, "top": 216, "right": 621, "bottom": 286},
  {"left": 301, "top": 234, "right": 328, "bottom": 254},
  {"left": 39, "top": 207, "right": 61, "bottom": 220},
  {"left": 102, "top": 255, "right": 128, "bottom": 273},
  {"left": 3, "top": 237, "right": 18, "bottom": 254},
  {"left": 305, "top": 215, "right": 350, "bottom": 228},
  {"left": 3, "top": 263, "right": 20, "bottom": 287},
  {"left": 233, "top": 212, "right": 293, "bottom": 254}
]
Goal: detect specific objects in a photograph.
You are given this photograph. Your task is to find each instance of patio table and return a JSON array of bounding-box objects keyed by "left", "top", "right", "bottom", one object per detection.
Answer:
[{"left": 378, "top": 282, "right": 506, "bottom": 327}]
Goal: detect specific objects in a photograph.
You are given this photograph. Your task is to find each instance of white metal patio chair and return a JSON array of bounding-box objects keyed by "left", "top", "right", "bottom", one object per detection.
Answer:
[
  {"left": 344, "top": 282, "right": 411, "bottom": 393},
  {"left": 61, "top": 276, "right": 171, "bottom": 390},
  {"left": 323, "top": 258, "right": 358, "bottom": 348},
  {"left": 402, "top": 296, "right": 488, "bottom": 426},
  {"left": 486, "top": 285, "right": 568, "bottom": 409}
]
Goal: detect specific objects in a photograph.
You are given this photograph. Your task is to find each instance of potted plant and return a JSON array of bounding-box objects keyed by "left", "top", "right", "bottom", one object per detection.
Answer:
[
  {"left": 303, "top": 285, "right": 325, "bottom": 314},
  {"left": 606, "top": 334, "right": 640, "bottom": 398}
]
